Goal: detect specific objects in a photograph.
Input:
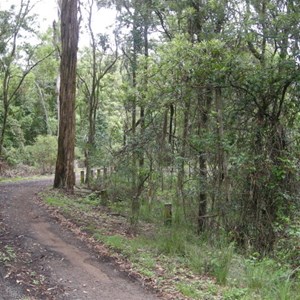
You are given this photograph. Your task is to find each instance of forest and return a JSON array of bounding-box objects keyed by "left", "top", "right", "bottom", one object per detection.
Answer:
[{"left": 0, "top": 0, "right": 299, "bottom": 299}]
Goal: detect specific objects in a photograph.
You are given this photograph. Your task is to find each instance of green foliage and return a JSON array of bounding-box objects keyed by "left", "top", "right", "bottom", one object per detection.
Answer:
[
  {"left": 1, "top": 1, "right": 300, "bottom": 298},
  {"left": 138, "top": 198, "right": 163, "bottom": 223},
  {"left": 244, "top": 258, "right": 300, "bottom": 300},
  {"left": 223, "top": 288, "right": 248, "bottom": 300},
  {"left": 211, "top": 244, "right": 235, "bottom": 285},
  {"left": 176, "top": 282, "right": 203, "bottom": 299},
  {"left": 27, "top": 135, "right": 57, "bottom": 174},
  {"left": 5, "top": 147, "right": 25, "bottom": 166},
  {"left": 0, "top": 245, "right": 16, "bottom": 263},
  {"left": 101, "top": 235, "right": 127, "bottom": 250},
  {"left": 45, "top": 196, "right": 68, "bottom": 208},
  {"left": 81, "top": 193, "right": 101, "bottom": 207},
  {"left": 41, "top": 188, "right": 300, "bottom": 299},
  {"left": 2, "top": 116, "right": 26, "bottom": 155},
  {"left": 153, "top": 226, "right": 189, "bottom": 256},
  {"left": 185, "top": 239, "right": 235, "bottom": 285},
  {"left": 274, "top": 211, "right": 300, "bottom": 274}
]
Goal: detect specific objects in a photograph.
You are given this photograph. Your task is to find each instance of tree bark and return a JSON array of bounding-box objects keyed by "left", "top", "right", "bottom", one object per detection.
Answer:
[
  {"left": 54, "top": 0, "right": 79, "bottom": 192},
  {"left": 177, "top": 97, "right": 190, "bottom": 219},
  {"left": 0, "top": 103, "right": 8, "bottom": 157},
  {"left": 197, "top": 87, "right": 212, "bottom": 232}
]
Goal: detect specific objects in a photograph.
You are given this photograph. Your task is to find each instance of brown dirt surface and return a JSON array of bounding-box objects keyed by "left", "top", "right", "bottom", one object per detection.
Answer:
[{"left": 0, "top": 179, "right": 159, "bottom": 300}]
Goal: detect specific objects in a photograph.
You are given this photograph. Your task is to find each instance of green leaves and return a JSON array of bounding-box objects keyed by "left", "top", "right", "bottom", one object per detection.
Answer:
[{"left": 27, "top": 135, "right": 57, "bottom": 173}]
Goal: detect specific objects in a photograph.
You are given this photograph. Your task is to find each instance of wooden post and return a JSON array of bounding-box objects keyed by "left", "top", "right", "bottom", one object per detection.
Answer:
[
  {"left": 164, "top": 203, "right": 172, "bottom": 226},
  {"left": 97, "top": 169, "right": 100, "bottom": 178},
  {"left": 103, "top": 167, "right": 107, "bottom": 178},
  {"left": 80, "top": 170, "right": 85, "bottom": 184},
  {"left": 100, "top": 190, "right": 108, "bottom": 206},
  {"left": 91, "top": 169, "right": 94, "bottom": 179}
]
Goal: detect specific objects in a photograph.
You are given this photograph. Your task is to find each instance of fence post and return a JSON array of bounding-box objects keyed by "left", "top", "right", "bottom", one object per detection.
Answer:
[
  {"left": 164, "top": 203, "right": 172, "bottom": 226},
  {"left": 80, "top": 170, "right": 85, "bottom": 184}
]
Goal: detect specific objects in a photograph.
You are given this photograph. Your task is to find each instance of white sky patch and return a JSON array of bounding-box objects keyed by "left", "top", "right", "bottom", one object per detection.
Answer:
[{"left": 0, "top": 0, "right": 117, "bottom": 47}]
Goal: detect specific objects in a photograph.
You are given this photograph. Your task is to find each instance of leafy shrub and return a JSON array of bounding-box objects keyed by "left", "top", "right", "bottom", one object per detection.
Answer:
[
  {"left": 274, "top": 213, "right": 300, "bottom": 272},
  {"left": 27, "top": 135, "right": 57, "bottom": 174}
]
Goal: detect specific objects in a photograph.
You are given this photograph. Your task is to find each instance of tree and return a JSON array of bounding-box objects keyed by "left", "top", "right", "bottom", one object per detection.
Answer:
[
  {"left": 92, "top": 0, "right": 299, "bottom": 253},
  {"left": 78, "top": 0, "right": 117, "bottom": 185},
  {"left": 112, "top": 0, "right": 155, "bottom": 226},
  {"left": 31, "top": 32, "right": 60, "bottom": 137},
  {"left": 53, "top": 0, "right": 79, "bottom": 191},
  {"left": 29, "top": 135, "right": 57, "bottom": 174},
  {"left": 226, "top": 0, "right": 300, "bottom": 251},
  {"left": 0, "top": 1, "right": 52, "bottom": 157}
]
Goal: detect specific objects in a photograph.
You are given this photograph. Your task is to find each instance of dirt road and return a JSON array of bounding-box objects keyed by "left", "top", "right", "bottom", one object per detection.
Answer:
[{"left": 0, "top": 179, "right": 159, "bottom": 300}]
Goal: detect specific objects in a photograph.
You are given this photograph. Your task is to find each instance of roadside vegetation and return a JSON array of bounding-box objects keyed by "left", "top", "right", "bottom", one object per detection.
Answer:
[{"left": 41, "top": 187, "right": 300, "bottom": 300}]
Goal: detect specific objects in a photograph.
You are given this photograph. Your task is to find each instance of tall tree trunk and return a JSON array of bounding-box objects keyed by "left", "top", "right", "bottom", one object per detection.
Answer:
[
  {"left": 197, "top": 87, "right": 212, "bottom": 232},
  {"left": 169, "top": 104, "right": 174, "bottom": 145},
  {"left": 214, "top": 86, "right": 230, "bottom": 217},
  {"left": 198, "top": 153, "right": 207, "bottom": 232},
  {"left": 215, "top": 87, "right": 226, "bottom": 186},
  {"left": 53, "top": 16, "right": 61, "bottom": 136},
  {"left": 85, "top": 0, "right": 97, "bottom": 186},
  {"left": 54, "top": 0, "right": 79, "bottom": 192},
  {"left": 177, "top": 98, "right": 190, "bottom": 219},
  {"left": 130, "top": 7, "right": 139, "bottom": 226},
  {"left": 137, "top": 3, "right": 150, "bottom": 199},
  {"left": 162, "top": 108, "right": 168, "bottom": 147},
  {"left": 85, "top": 104, "right": 96, "bottom": 185},
  {"left": 0, "top": 103, "right": 8, "bottom": 157},
  {"left": 0, "top": 67, "right": 10, "bottom": 157},
  {"left": 35, "top": 81, "right": 51, "bottom": 135},
  {"left": 56, "top": 75, "right": 61, "bottom": 134}
]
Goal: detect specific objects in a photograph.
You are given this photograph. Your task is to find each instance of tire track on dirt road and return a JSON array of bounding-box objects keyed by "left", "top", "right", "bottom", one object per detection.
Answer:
[{"left": 0, "top": 179, "right": 159, "bottom": 300}]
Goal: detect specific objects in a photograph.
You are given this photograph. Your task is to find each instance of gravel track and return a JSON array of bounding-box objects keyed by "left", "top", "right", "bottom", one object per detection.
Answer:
[{"left": 0, "top": 179, "right": 158, "bottom": 300}]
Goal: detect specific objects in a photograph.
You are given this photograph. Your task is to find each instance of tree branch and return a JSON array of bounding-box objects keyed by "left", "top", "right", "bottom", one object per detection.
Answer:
[{"left": 8, "top": 50, "right": 55, "bottom": 104}]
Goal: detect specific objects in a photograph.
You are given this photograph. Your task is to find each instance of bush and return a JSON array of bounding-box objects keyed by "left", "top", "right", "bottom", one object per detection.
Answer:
[{"left": 27, "top": 135, "right": 57, "bottom": 174}]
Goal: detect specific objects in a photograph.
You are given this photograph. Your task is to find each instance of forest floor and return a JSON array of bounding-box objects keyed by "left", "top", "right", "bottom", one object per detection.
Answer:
[
  {"left": 0, "top": 179, "right": 160, "bottom": 300},
  {"left": 1, "top": 178, "right": 299, "bottom": 300}
]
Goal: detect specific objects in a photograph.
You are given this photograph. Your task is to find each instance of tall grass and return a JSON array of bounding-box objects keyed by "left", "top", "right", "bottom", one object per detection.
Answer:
[
  {"left": 244, "top": 258, "right": 300, "bottom": 300},
  {"left": 145, "top": 225, "right": 235, "bottom": 285}
]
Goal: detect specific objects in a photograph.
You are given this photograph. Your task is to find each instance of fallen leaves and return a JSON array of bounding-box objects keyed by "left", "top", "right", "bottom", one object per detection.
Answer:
[
  {"left": 37, "top": 190, "right": 226, "bottom": 300},
  {"left": 0, "top": 211, "right": 64, "bottom": 299}
]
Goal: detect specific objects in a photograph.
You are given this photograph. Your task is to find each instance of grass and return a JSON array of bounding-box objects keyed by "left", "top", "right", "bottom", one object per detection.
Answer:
[
  {"left": 0, "top": 245, "right": 17, "bottom": 263},
  {"left": 0, "top": 174, "right": 53, "bottom": 183},
  {"left": 92, "top": 232, "right": 158, "bottom": 278},
  {"left": 184, "top": 241, "right": 235, "bottom": 285},
  {"left": 223, "top": 287, "right": 248, "bottom": 300},
  {"left": 176, "top": 282, "right": 203, "bottom": 299},
  {"left": 45, "top": 196, "right": 69, "bottom": 208},
  {"left": 42, "top": 190, "right": 300, "bottom": 300},
  {"left": 243, "top": 258, "right": 300, "bottom": 300}
]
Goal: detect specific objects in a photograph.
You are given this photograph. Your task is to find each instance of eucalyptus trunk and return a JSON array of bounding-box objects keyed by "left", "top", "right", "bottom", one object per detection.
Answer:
[
  {"left": 197, "top": 88, "right": 212, "bottom": 232},
  {"left": 54, "top": 0, "right": 79, "bottom": 192}
]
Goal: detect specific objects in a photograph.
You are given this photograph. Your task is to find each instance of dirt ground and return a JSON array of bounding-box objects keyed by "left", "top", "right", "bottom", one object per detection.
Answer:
[{"left": 0, "top": 179, "right": 159, "bottom": 300}]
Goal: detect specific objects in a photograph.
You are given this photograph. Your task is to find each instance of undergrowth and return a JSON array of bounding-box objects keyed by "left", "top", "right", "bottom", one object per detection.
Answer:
[{"left": 42, "top": 190, "right": 300, "bottom": 300}]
